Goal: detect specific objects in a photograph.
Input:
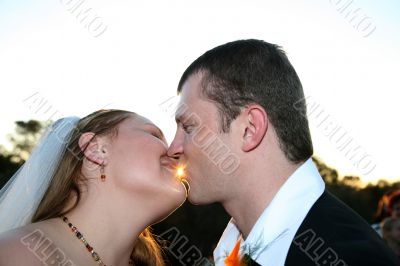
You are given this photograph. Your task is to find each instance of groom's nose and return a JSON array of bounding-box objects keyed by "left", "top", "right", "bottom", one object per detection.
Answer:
[{"left": 167, "top": 132, "right": 184, "bottom": 159}]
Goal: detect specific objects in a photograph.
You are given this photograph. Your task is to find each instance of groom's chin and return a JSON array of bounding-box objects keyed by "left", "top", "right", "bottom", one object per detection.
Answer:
[
  {"left": 186, "top": 194, "right": 214, "bottom": 206},
  {"left": 186, "top": 193, "right": 199, "bottom": 205}
]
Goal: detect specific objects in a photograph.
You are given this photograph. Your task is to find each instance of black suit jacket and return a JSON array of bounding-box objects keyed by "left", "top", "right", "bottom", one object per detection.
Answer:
[{"left": 246, "top": 191, "right": 399, "bottom": 266}]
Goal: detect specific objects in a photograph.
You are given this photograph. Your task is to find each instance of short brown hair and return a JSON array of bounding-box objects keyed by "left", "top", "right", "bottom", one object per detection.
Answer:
[{"left": 178, "top": 39, "right": 313, "bottom": 163}]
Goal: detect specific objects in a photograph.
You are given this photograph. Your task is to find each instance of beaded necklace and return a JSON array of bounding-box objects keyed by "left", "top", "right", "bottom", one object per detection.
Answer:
[{"left": 61, "top": 216, "right": 134, "bottom": 265}]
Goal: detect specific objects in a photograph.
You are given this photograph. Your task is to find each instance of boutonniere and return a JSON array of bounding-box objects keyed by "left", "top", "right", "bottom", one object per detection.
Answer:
[
  {"left": 223, "top": 229, "right": 289, "bottom": 266},
  {"left": 224, "top": 239, "right": 242, "bottom": 266},
  {"left": 224, "top": 239, "right": 262, "bottom": 266}
]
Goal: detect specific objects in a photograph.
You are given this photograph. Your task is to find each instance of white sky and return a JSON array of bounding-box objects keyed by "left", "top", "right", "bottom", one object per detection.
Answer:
[{"left": 0, "top": 0, "right": 399, "bottom": 183}]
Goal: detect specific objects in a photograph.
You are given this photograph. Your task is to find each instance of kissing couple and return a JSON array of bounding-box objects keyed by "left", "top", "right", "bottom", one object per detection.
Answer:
[{"left": 0, "top": 39, "right": 398, "bottom": 266}]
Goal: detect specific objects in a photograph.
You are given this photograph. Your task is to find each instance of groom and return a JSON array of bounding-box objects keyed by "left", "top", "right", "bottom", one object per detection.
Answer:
[{"left": 167, "top": 39, "right": 399, "bottom": 265}]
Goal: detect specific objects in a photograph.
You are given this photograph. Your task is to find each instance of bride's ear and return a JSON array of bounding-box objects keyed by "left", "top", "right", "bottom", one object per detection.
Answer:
[{"left": 78, "top": 132, "right": 108, "bottom": 165}]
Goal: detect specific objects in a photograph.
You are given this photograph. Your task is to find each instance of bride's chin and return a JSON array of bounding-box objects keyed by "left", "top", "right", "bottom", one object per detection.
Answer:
[
  {"left": 160, "top": 169, "right": 188, "bottom": 204},
  {"left": 154, "top": 188, "right": 187, "bottom": 223},
  {"left": 170, "top": 180, "right": 187, "bottom": 206}
]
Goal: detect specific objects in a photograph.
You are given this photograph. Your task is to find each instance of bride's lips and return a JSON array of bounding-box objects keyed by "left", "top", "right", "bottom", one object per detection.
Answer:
[
  {"left": 160, "top": 157, "right": 178, "bottom": 170},
  {"left": 160, "top": 157, "right": 188, "bottom": 194}
]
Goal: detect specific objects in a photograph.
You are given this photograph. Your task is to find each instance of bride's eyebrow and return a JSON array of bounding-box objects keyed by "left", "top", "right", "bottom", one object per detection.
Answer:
[{"left": 144, "top": 123, "right": 165, "bottom": 139}]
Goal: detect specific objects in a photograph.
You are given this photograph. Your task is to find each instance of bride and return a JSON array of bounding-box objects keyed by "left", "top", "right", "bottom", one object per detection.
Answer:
[{"left": 0, "top": 109, "right": 189, "bottom": 265}]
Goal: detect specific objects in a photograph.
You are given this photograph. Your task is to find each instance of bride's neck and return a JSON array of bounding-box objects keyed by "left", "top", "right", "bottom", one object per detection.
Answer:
[{"left": 61, "top": 190, "right": 151, "bottom": 266}]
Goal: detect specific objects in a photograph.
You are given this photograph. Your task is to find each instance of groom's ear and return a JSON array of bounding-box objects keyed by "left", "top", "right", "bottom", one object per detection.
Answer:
[
  {"left": 79, "top": 132, "right": 108, "bottom": 165},
  {"left": 241, "top": 105, "right": 268, "bottom": 152}
]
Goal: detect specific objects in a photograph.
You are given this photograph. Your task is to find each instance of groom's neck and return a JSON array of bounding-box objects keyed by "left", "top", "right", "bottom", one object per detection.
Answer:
[{"left": 222, "top": 157, "right": 301, "bottom": 239}]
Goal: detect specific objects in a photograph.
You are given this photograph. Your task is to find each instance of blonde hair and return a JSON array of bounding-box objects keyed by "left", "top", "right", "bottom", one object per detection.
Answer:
[{"left": 32, "top": 109, "right": 165, "bottom": 266}]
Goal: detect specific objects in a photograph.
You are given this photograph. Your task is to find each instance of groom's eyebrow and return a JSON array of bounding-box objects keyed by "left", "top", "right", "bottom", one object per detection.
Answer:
[
  {"left": 175, "top": 113, "right": 186, "bottom": 124},
  {"left": 176, "top": 112, "right": 200, "bottom": 125}
]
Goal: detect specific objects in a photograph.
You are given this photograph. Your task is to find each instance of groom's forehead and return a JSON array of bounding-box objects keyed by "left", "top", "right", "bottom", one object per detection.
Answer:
[
  {"left": 174, "top": 100, "right": 202, "bottom": 125},
  {"left": 180, "top": 72, "right": 204, "bottom": 98},
  {"left": 174, "top": 93, "right": 197, "bottom": 124},
  {"left": 175, "top": 106, "right": 194, "bottom": 124},
  {"left": 174, "top": 73, "right": 216, "bottom": 123}
]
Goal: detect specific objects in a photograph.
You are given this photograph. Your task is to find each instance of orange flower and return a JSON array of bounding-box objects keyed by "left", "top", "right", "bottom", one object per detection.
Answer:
[{"left": 224, "top": 239, "right": 242, "bottom": 266}]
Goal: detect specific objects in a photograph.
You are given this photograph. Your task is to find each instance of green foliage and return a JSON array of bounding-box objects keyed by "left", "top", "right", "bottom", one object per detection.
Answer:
[
  {"left": 0, "top": 150, "right": 23, "bottom": 189},
  {"left": 5, "top": 120, "right": 48, "bottom": 163},
  {"left": 312, "top": 156, "right": 400, "bottom": 222},
  {"left": 0, "top": 120, "right": 48, "bottom": 188}
]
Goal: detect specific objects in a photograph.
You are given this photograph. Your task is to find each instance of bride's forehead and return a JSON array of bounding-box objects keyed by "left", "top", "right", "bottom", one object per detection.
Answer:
[
  {"left": 128, "top": 114, "right": 153, "bottom": 127},
  {"left": 120, "top": 114, "right": 157, "bottom": 130}
]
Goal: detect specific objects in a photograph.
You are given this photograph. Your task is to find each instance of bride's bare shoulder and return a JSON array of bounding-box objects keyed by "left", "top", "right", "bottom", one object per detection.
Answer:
[{"left": 0, "top": 224, "right": 49, "bottom": 265}]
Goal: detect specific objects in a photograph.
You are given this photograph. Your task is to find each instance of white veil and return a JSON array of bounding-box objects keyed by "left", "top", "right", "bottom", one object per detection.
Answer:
[{"left": 0, "top": 116, "right": 80, "bottom": 234}]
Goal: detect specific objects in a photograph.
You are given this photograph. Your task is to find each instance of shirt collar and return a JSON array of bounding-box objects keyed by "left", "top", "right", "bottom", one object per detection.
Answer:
[{"left": 214, "top": 158, "right": 325, "bottom": 264}]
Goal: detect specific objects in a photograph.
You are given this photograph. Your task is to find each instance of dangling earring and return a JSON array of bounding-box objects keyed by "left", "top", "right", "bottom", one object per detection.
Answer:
[{"left": 100, "top": 163, "right": 106, "bottom": 182}]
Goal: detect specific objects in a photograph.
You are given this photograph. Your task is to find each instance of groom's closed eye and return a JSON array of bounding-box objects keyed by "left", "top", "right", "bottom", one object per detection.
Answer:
[
  {"left": 175, "top": 111, "right": 200, "bottom": 135},
  {"left": 182, "top": 124, "right": 195, "bottom": 134}
]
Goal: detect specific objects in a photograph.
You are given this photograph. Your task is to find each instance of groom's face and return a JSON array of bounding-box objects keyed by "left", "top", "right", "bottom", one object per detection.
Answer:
[{"left": 168, "top": 72, "right": 236, "bottom": 204}]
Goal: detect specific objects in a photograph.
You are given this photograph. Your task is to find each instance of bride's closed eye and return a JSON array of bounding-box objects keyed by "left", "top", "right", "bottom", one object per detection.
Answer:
[
  {"left": 143, "top": 124, "right": 164, "bottom": 139},
  {"left": 145, "top": 125, "right": 167, "bottom": 145},
  {"left": 150, "top": 131, "right": 163, "bottom": 140}
]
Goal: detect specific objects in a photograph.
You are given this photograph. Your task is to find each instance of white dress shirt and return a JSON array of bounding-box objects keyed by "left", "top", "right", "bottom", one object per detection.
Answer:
[{"left": 213, "top": 158, "right": 325, "bottom": 266}]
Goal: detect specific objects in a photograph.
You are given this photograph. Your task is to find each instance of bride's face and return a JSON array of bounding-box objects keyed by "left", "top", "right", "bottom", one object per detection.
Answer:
[{"left": 106, "top": 114, "right": 187, "bottom": 219}]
